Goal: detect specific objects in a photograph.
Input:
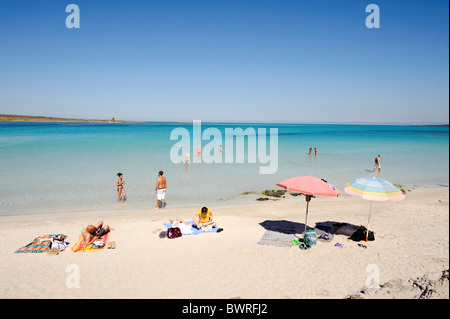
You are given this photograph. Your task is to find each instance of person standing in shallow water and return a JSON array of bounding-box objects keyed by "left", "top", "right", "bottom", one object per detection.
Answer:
[
  {"left": 184, "top": 153, "right": 190, "bottom": 167},
  {"left": 155, "top": 171, "right": 167, "bottom": 209},
  {"left": 373, "top": 155, "right": 381, "bottom": 173},
  {"left": 116, "top": 173, "right": 126, "bottom": 202},
  {"left": 314, "top": 148, "right": 318, "bottom": 156}
]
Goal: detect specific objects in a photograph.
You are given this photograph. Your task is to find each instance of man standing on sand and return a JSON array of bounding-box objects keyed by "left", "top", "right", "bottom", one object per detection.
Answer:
[
  {"left": 373, "top": 155, "right": 381, "bottom": 173},
  {"left": 155, "top": 171, "right": 167, "bottom": 209}
]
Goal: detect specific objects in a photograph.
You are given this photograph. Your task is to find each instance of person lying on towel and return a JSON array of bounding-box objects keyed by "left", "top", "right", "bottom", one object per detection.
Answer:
[
  {"left": 81, "top": 221, "right": 111, "bottom": 247},
  {"left": 193, "top": 207, "right": 217, "bottom": 230},
  {"left": 169, "top": 219, "right": 194, "bottom": 235}
]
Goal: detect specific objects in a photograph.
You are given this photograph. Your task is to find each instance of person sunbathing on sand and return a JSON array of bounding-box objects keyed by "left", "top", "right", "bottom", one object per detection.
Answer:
[
  {"left": 81, "top": 221, "right": 112, "bottom": 247},
  {"left": 169, "top": 218, "right": 194, "bottom": 235},
  {"left": 193, "top": 207, "right": 217, "bottom": 230}
]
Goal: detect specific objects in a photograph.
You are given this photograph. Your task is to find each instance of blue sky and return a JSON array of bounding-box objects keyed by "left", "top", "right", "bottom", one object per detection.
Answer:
[{"left": 0, "top": 0, "right": 448, "bottom": 123}]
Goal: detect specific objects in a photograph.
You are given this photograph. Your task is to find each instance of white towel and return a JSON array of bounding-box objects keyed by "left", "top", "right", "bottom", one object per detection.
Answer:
[{"left": 172, "top": 222, "right": 193, "bottom": 235}]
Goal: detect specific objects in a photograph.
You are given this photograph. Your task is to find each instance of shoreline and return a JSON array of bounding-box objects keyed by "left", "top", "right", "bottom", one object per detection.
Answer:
[
  {"left": 0, "top": 184, "right": 446, "bottom": 218},
  {"left": 3, "top": 185, "right": 446, "bottom": 221},
  {"left": 0, "top": 186, "right": 448, "bottom": 299}
]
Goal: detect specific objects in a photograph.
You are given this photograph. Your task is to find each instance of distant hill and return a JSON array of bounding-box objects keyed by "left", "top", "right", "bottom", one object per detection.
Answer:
[{"left": 0, "top": 114, "right": 140, "bottom": 123}]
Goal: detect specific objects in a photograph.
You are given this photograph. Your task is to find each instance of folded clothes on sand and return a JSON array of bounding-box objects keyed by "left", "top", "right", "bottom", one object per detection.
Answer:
[
  {"left": 91, "top": 241, "right": 105, "bottom": 249},
  {"left": 317, "top": 233, "right": 333, "bottom": 242}
]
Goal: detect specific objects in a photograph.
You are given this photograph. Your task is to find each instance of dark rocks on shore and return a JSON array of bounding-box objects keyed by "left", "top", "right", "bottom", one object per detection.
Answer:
[
  {"left": 241, "top": 189, "right": 304, "bottom": 201},
  {"left": 254, "top": 190, "right": 304, "bottom": 201},
  {"left": 262, "top": 190, "right": 287, "bottom": 197},
  {"left": 240, "top": 191, "right": 258, "bottom": 195},
  {"left": 289, "top": 192, "right": 303, "bottom": 197},
  {"left": 261, "top": 190, "right": 303, "bottom": 197},
  {"left": 346, "top": 269, "right": 449, "bottom": 299}
]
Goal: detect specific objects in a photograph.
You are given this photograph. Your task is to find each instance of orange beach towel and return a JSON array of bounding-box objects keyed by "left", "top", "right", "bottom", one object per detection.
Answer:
[{"left": 71, "top": 233, "right": 109, "bottom": 252}]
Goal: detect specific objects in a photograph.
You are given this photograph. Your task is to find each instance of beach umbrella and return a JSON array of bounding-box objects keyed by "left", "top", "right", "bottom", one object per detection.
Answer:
[
  {"left": 276, "top": 176, "right": 342, "bottom": 233},
  {"left": 344, "top": 177, "right": 405, "bottom": 242}
]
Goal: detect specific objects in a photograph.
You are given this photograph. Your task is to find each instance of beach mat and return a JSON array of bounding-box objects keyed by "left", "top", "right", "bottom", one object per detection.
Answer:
[
  {"left": 71, "top": 233, "right": 109, "bottom": 252},
  {"left": 259, "top": 220, "right": 334, "bottom": 243},
  {"left": 257, "top": 230, "right": 297, "bottom": 247},
  {"left": 15, "top": 234, "right": 67, "bottom": 254},
  {"left": 164, "top": 221, "right": 218, "bottom": 235}
]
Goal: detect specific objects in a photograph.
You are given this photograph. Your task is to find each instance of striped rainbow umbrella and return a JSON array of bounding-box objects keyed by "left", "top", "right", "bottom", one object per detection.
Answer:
[{"left": 344, "top": 177, "right": 405, "bottom": 242}]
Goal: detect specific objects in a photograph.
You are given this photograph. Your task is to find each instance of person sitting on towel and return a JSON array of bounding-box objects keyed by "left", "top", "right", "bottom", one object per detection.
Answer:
[
  {"left": 193, "top": 207, "right": 217, "bottom": 230},
  {"left": 81, "top": 221, "right": 111, "bottom": 247}
]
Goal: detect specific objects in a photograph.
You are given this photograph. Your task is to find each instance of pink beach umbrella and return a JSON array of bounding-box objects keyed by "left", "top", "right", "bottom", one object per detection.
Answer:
[
  {"left": 344, "top": 177, "right": 405, "bottom": 242},
  {"left": 276, "top": 176, "right": 342, "bottom": 233}
]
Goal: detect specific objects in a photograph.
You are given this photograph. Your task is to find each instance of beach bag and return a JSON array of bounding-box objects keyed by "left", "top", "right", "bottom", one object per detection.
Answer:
[
  {"left": 49, "top": 236, "right": 69, "bottom": 250},
  {"left": 350, "top": 227, "right": 375, "bottom": 242},
  {"left": 303, "top": 230, "right": 317, "bottom": 247},
  {"left": 167, "top": 227, "right": 182, "bottom": 239}
]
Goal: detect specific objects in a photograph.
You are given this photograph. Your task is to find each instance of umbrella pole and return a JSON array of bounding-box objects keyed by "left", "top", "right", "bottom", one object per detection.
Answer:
[
  {"left": 366, "top": 201, "right": 373, "bottom": 242},
  {"left": 304, "top": 195, "right": 311, "bottom": 233}
]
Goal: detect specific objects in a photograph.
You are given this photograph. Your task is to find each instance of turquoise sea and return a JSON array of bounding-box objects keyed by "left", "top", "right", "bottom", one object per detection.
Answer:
[{"left": 0, "top": 122, "right": 448, "bottom": 216}]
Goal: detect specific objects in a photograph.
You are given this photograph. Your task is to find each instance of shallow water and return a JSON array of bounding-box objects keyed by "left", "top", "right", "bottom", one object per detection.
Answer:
[{"left": 0, "top": 122, "right": 448, "bottom": 216}]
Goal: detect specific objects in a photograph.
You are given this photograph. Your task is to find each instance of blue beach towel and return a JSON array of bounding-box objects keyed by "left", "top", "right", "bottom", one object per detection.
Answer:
[{"left": 164, "top": 221, "right": 218, "bottom": 235}]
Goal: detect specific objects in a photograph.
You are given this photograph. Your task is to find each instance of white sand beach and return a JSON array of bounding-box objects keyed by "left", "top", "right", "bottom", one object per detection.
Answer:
[{"left": 0, "top": 187, "right": 448, "bottom": 299}]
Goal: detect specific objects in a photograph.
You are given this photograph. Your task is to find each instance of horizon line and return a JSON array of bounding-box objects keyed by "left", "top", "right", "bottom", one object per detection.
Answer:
[{"left": 0, "top": 114, "right": 448, "bottom": 126}]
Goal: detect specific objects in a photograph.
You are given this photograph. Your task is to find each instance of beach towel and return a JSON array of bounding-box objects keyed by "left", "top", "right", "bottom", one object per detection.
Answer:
[
  {"left": 169, "top": 221, "right": 194, "bottom": 235},
  {"left": 14, "top": 234, "right": 67, "bottom": 254},
  {"left": 163, "top": 221, "right": 218, "bottom": 235},
  {"left": 71, "top": 233, "right": 109, "bottom": 252},
  {"left": 257, "top": 230, "right": 297, "bottom": 247}
]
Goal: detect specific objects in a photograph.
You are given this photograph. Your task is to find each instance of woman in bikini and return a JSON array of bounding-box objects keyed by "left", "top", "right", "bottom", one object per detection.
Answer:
[{"left": 116, "top": 173, "right": 126, "bottom": 202}]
